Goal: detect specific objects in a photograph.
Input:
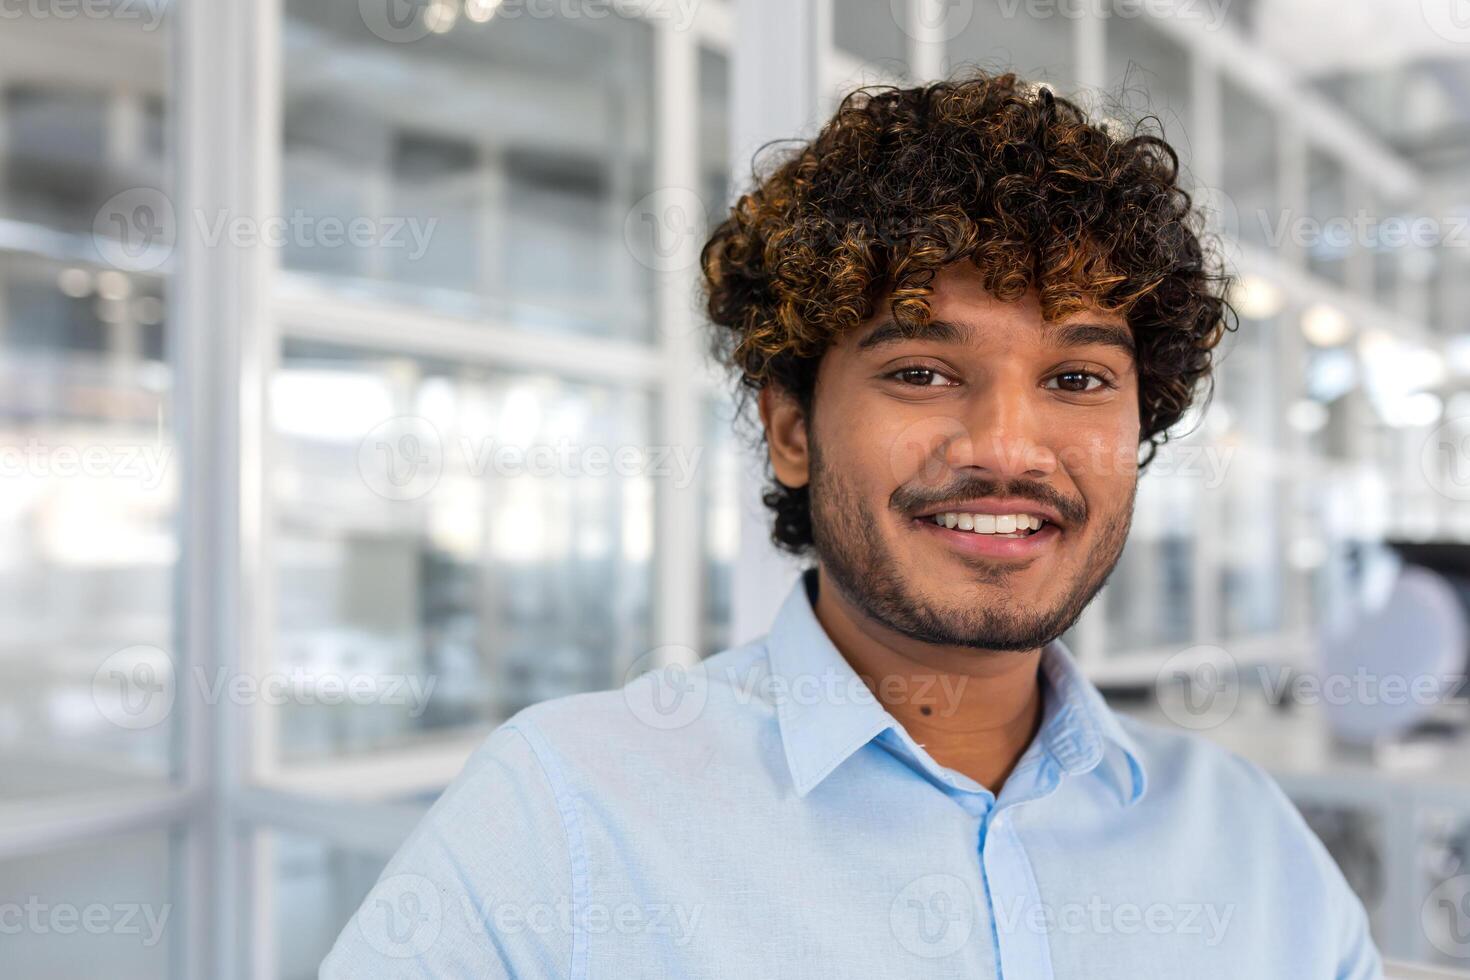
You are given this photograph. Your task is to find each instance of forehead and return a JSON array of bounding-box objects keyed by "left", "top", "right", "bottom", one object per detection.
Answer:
[{"left": 851, "top": 262, "right": 1132, "bottom": 353}]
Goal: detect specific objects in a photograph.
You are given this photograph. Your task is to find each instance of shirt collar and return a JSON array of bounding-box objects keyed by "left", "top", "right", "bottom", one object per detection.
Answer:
[{"left": 764, "top": 570, "right": 1148, "bottom": 807}]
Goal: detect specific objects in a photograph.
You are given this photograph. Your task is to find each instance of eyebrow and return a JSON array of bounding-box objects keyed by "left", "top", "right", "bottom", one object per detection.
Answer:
[
  {"left": 1041, "top": 321, "right": 1137, "bottom": 357},
  {"left": 855, "top": 318, "right": 970, "bottom": 351},
  {"left": 855, "top": 317, "right": 1136, "bottom": 358}
]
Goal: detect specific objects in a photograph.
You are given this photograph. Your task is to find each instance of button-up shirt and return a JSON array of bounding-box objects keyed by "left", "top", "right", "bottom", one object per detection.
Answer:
[{"left": 322, "top": 572, "right": 1382, "bottom": 978}]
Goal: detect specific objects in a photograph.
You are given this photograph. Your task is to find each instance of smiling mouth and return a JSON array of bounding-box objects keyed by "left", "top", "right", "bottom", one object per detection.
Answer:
[{"left": 923, "top": 511, "right": 1050, "bottom": 538}]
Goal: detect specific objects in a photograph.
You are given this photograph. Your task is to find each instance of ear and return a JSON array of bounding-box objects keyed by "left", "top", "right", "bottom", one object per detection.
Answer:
[{"left": 758, "top": 384, "right": 810, "bottom": 489}]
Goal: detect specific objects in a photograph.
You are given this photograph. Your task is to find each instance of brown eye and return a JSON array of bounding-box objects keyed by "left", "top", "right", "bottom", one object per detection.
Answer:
[
  {"left": 891, "top": 367, "right": 952, "bottom": 387},
  {"left": 1048, "top": 371, "right": 1107, "bottom": 393}
]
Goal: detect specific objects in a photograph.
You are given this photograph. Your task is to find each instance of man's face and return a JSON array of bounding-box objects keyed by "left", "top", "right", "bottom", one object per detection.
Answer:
[{"left": 765, "top": 262, "right": 1141, "bottom": 651}]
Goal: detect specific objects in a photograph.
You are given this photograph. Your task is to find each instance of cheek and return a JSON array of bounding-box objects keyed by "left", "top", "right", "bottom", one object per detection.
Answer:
[
  {"left": 878, "top": 412, "right": 975, "bottom": 492},
  {"left": 812, "top": 393, "right": 908, "bottom": 500},
  {"left": 1055, "top": 412, "right": 1141, "bottom": 500}
]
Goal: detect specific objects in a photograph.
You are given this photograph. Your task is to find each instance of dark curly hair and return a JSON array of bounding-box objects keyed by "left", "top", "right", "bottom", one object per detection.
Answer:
[{"left": 699, "top": 70, "right": 1233, "bottom": 555}]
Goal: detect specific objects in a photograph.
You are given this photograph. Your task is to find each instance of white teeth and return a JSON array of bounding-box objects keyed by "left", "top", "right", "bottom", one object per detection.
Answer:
[{"left": 929, "top": 511, "right": 1048, "bottom": 536}]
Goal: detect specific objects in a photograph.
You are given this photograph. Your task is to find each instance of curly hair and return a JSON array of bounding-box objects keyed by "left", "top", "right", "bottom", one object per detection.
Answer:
[{"left": 699, "top": 70, "right": 1233, "bottom": 555}]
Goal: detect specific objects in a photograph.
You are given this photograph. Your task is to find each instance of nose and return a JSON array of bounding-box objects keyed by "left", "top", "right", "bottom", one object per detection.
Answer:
[{"left": 944, "top": 374, "right": 1057, "bottom": 480}]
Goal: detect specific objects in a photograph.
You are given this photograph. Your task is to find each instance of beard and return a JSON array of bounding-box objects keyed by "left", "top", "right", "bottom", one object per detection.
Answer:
[{"left": 807, "top": 436, "right": 1135, "bottom": 652}]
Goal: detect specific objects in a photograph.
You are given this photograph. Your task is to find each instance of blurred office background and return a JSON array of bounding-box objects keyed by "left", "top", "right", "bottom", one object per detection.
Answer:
[{"left": 5, "top": 0, "right": 1470, "bottom": 976}]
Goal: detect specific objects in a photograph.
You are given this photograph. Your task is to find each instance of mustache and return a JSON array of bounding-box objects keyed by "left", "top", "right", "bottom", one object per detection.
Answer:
[{"left": 890, "top": 475, "right": 1087, "bottom": 527}]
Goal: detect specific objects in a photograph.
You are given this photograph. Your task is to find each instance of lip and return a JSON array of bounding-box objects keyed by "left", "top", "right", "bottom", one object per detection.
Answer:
[
  {"left": 913, "top": 516, "right": 1062, "bottom": 559},
  {"left": 910, "top": 497, "right": 1066, "bottom": 530}
]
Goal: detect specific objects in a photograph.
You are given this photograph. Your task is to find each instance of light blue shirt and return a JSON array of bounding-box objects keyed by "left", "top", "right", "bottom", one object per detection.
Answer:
[{"left": 323, "top": 571, "right": 1382, "bottom": 979}]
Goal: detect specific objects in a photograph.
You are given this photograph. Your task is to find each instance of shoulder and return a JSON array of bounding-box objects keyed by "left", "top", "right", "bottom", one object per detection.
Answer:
[
  {"left": 1113, "top": 714, "right": 1382, "bottom": 976},
  {"left": 1116, "top": 713, "right": 1317, "bottom": 836},
  {"left": 506, "top": 639, "right": 779, "bottom": 773},
  {"left": 1115, "top": 714, "right": 1367, "bottom": 905}
]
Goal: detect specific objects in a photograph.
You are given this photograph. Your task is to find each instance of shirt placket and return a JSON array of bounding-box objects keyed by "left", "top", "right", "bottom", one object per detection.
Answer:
[{"left": 978, "top": 759, "right": 1061, "bottom": 980}]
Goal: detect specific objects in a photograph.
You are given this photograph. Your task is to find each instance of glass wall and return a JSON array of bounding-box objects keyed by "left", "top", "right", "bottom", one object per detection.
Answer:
[
  {"left": 1, "top": 828, "right": 179, "bottom": 979},
  {"left": 280, "top": 0, "right": 657, "bottom": 342},
  {"left": 272, "top": 343, "right": 655, "bottom": 761},
  {"left": 0, "top": 10, "right": 177, "bottom": 804}
]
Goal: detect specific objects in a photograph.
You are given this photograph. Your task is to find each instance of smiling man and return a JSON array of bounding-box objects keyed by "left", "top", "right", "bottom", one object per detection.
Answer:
[{"left": 322, "top": 73, "right": 1382, "bottom": 979}]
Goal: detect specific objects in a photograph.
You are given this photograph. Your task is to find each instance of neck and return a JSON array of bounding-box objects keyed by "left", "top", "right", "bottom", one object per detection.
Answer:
[{"left": 811, "top": 566, "right": 1045, "bottom": 793}]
